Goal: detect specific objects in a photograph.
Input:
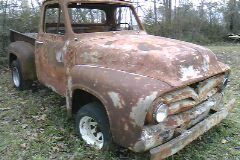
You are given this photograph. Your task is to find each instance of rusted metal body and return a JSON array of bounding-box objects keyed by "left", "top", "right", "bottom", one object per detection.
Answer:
[
  {"left": 8, "top": 0, "right": 235, "bottom": 159},
  {"left": 10, "top": 30, "right": 36, "bottom": 46}
]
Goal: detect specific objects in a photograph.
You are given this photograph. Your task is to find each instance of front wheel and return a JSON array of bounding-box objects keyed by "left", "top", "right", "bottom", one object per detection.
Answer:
[{"left": 76, "top": 102, "right": 112, "bottom": 150}]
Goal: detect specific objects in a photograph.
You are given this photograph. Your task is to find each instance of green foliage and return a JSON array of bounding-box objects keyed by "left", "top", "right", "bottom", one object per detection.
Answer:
[
  {"left": 144, "top": 1, "right": 236, "bottom": 44},
  {"left": 0, "top": 0, "right": 40, "bottom": 64},
  {"left": 224, "top": 0, "right": 240, "bottom": 33}
]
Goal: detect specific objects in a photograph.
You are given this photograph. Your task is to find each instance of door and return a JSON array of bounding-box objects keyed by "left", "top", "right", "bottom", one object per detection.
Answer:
[{"left": 35, "top": 3, "right": 67, "bottom": 96}]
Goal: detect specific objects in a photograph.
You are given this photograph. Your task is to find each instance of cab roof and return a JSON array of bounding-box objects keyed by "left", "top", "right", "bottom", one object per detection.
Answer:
[{"left": 43, "top": 0, "right": 131, "bottom": 4}]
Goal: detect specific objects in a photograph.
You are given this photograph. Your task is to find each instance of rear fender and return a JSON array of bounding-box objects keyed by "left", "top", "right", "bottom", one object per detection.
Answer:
[{"left": 8, "top": 41, "right": 37, "bottom": 81}]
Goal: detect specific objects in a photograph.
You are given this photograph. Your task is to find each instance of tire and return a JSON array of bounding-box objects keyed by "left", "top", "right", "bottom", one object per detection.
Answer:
[
  {"left": 11, "top": 60, "right": 32, "bottom": 90},
  {"left": 76, "top": 102, "right": 112, "bottom": 151}
]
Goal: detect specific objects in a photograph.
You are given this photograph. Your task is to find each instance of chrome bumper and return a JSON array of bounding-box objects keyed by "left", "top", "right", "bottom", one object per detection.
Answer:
[{"left": 150, "top": 99, "right": 235, "bottom": 160}]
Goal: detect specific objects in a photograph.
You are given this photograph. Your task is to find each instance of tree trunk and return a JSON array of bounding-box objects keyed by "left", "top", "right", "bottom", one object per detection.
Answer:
[{"left": 153, "top": 0, "right": 157, "bottom": 23}]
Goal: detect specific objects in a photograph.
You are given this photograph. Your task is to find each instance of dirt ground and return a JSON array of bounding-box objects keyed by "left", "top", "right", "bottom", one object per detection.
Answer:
[{"left": 0, "top": 44, "right": 239, "bottom": 160}]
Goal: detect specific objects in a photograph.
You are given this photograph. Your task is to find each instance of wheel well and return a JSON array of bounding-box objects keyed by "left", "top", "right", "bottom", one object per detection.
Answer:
[
  {"left": 72, "top": 89, "right": 107, "bottom": 115},
  {"left": 9, "top": 53, "right": 17, "bottom": 67}
]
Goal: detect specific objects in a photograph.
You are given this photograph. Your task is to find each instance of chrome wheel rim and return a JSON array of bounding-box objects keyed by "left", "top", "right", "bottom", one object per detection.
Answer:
[
  {"left": 79, "top": 116, "right": 104, "bottom": 149},
  {"left": 12, "top": 67, "right": 20, "bottom": 87}
]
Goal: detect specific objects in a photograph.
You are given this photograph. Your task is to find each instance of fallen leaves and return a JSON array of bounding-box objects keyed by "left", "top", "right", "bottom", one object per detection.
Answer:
[
  {"left": 52, "top": 142, "right": 66, "bottom": 152},
  {"left": 32, "top": 114, "right": 47, "bottom": 121},
  {"left": 20, "top": 143, "right": 28, "bottom": 149},
  {"left": 221, "top": 139, "right": 228, "bottom": 144},
  {"left": 21, "top": 124, "right": 28, "bottom": 129},
  {"left": 20, "top": 101, "right": 27, "bottom": 105},
  {"left": 0, "top": 108, "right": 12, "bottom": 111},
  {"left": 52, "top": 136, "right": 64, "bottom": 141}
]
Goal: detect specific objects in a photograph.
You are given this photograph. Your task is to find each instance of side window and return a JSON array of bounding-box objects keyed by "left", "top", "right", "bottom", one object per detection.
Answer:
[
  {"left": 44, "top": 4, "right": 65, "bottom": 34},
  {"left": 68, "top": 3, "right": 108, "bottom": 34},
  {"left": 69, "top": 8, "right": 106, "bottom": 24},
  {"left": 115, "top": 7, "right": 139, "bottom": 31}
]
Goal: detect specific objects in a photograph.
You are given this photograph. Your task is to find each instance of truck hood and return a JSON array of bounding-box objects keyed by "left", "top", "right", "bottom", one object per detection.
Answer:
[{"left": 74, "top": 31, "right": 229, "bottom": 87}]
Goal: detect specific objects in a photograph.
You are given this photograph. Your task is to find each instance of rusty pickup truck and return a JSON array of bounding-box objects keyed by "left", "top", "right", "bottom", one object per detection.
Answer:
[{"left": 8, "top": 0, "right": 235, "bottom": 159}]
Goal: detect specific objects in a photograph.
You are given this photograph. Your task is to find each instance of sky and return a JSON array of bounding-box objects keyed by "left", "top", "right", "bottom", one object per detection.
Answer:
[
  {"left": 31, "top": 0, "right": 222, "bottom": 8},
  {"left": 29, "top": 0, "right": 223, "bottom": 18}
]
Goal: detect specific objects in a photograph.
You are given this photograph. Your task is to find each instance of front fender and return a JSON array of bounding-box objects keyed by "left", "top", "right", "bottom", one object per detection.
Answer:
[
  {"left": 70, "top": 65, "right": 173, "bottom": 149},
  {"left": 8, "top": 41, "right": 36, "bottom": 81}
]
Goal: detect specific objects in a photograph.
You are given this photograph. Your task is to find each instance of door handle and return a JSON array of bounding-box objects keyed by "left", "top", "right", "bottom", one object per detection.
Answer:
[{"left": 36, "top": 41, "right": 44, "bottom": 44}]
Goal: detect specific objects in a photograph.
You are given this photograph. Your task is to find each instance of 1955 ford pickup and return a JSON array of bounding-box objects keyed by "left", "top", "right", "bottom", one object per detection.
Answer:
[{"left": 8, "top": 0, "right": 235, "bottom": 159}]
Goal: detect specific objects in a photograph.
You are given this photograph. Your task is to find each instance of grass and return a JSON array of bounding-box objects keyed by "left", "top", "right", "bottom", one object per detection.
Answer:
[{"left": 0, "top": 44, "right": 240, "bottom": 160}]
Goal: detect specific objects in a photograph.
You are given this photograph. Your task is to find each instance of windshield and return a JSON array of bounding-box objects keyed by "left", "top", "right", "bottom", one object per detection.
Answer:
[{"left": 68, "top": 3, "right": 141, "bottom": 33}]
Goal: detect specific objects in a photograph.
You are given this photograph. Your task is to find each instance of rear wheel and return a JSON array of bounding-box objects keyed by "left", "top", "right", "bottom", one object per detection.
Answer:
[
  {"left": 11, "top": 60, "right": 32, "bottom": 90},
  {"left": 76, "top": 102, "right": 112, "bottom": 150}
]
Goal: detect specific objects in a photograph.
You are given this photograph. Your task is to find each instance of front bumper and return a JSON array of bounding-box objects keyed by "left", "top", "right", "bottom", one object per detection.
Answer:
[{"left": 150, "top": 99, "right": 235, "bottom": 160}]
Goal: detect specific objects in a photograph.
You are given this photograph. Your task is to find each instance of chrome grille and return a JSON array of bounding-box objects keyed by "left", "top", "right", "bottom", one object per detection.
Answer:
[{"left": 162, "top": 74, "right": 225, "bottom": 115}]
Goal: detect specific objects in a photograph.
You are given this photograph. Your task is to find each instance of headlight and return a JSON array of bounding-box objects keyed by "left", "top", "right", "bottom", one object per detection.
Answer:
[{"left": 154, "top": 103, "right": 168, "bottom": 123}]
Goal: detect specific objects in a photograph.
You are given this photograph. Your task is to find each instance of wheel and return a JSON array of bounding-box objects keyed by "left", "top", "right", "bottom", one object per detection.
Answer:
[
  {"left": 11, "top": 60, "right": 32, "bottom": 90},
  {"left": 76, "top": 102, "right": 112, "bottom": 150}
]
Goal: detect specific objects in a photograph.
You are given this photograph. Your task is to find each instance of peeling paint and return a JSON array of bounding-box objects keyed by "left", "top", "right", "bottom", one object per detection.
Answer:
[
  {"left": 141, "top": 130, "right": 156, "bottom": 149},
  {"left": 124, "top": 124, "right": 129, "bottom": 131},
  {"left": 63, "top": 40, "right": 70, "bottom": 53},
  {"left": 130, "top": 92, "right": 158, "bottom": 127},
  {"left": 56, "top": 51, "right": 63, "bottom": 63},
  {"left": 66, "top": 75, "right": 73, "bottom": 115},
  {"left": 108, "top": 92, "right": 124, "bottom": 109},
  {"left": 56, "top": 40, "right": 70, "bottom": 63},
  {"left": 180, "top": 66, "right": 201, "bottom": 81},
  {"left": 202, "top": 54, "right": 210, "bottom": 72},
  {"left": 46, "top": 84, "right": 57, "bottom": 93}
]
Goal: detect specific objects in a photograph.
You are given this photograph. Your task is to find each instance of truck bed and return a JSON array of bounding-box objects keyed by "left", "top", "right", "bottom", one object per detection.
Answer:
[{"left": 10, "top": 29, "right": 37, "bottom": 46}]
